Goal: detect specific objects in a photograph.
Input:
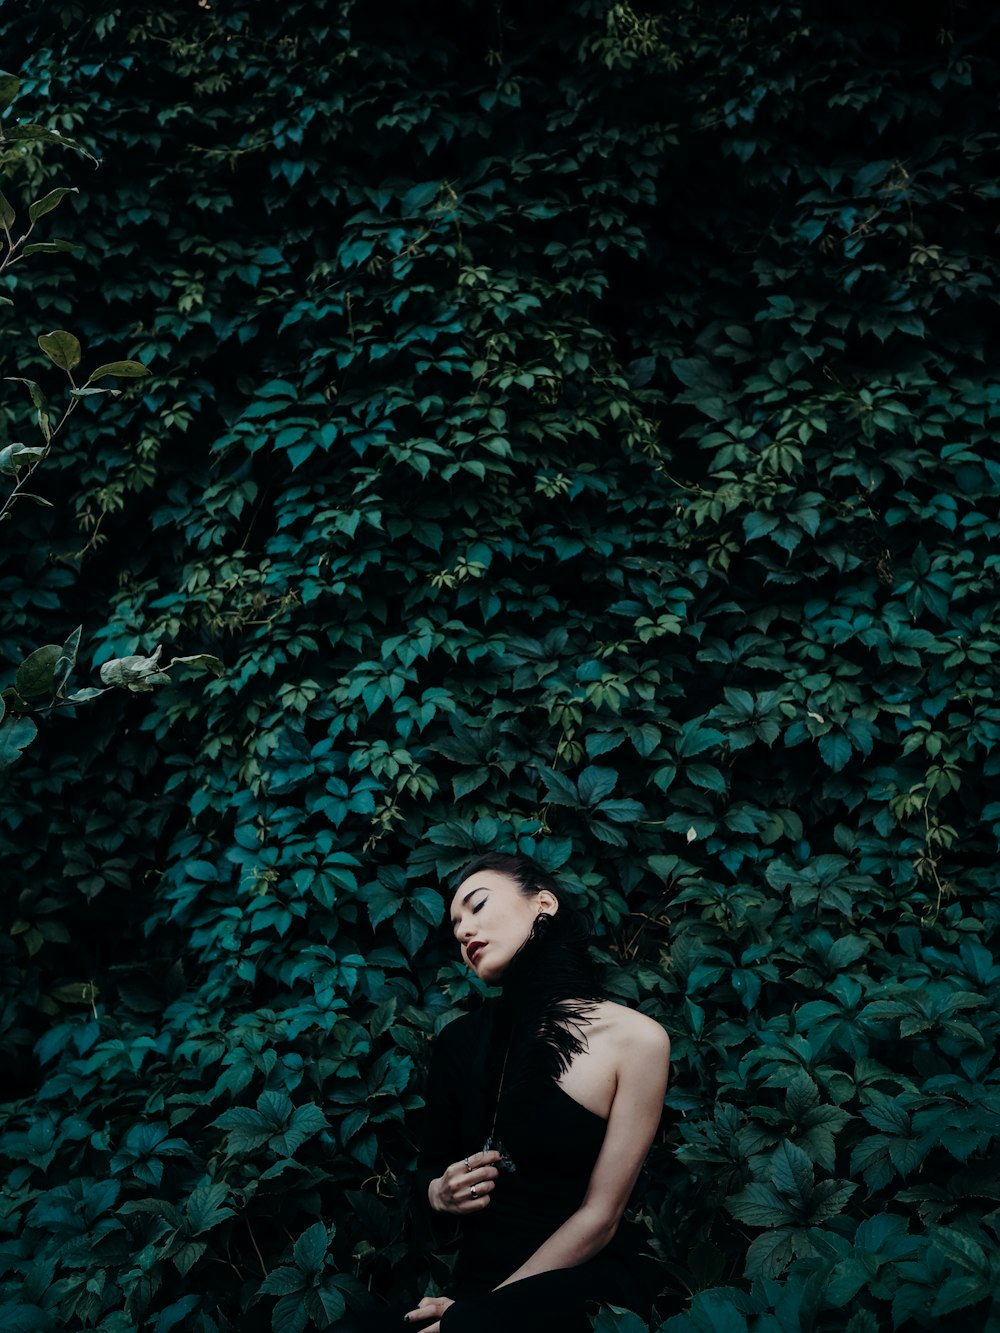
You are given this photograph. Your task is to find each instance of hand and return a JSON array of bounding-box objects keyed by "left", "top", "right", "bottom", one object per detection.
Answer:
[
  {"left": 403, "top": 1294, "right": 455, "bottom": 1331},
  {"left": 429, "top": 1149, "right": 502, "bottom": 1215}
]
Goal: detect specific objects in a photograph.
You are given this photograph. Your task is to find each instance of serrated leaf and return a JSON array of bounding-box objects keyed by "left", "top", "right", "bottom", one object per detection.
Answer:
[
  {"left": 0, "top": 717, "right": 36, "bottom": 769},
  {"left": 257, "top": 1089, "right": 294, "bottom": 1127},
  {"left": 675, "top": 720, "right": 727, "bottom": 758},
  {"left": 727, "top": 1182, "right": 798, "bottom": 1227},
  {"left": 401, "top": 180, "right": 441, "bottom": 213},
  {"left": 258, "top": 1266, "right": 306, "bottom": 1297},
  {"left": 686, "top": 763, "right": 727, "bottom": 792},
  {"left": 578, "top": 765, "right": 618, "bottom": 805},
  {"left": 292, "top": 1221, "right": 328, "bottom": 1275},
  {"left": 770, "top": 1139, "right": 814, "bottom": 1204},
  {"left": 592, "top": 1305, "right": 650, "bottom": 1333},
  {"left": 818, "top": 731, "right": 852, "bottom": 771},
  {"left": 184, "top": 1182, "right": 234, "bottom": 1234},
  {"left": 395, "top": 906, "right": 429, "bottom": 955},
  {"left": 826, "top": 1258, "right": 874, "bottom": 1306},
  {"left": 808, "top": 1180, "right": 856, "bottom": 1223},
  {"left": 744, "top": 1228, "right": 797, "bottom": 1279},
  {"left": 929, "top": 1225, "right": 988, "bottom": 1275},
  {"left": 930, "top": 1274, "right": 990, "bottom": 1317},
  {"left": 153, "top": 1295, "right": 201, "bottom": 1333},
  {"left": 598, "top": 797, "right": 646, "bottom": 823},
  {"left": 172, "top": 1239, "right": 207, "bottom": 1276},
  {"left": 211, "top": 1106, "right": 266, "bottom": 1131},
  {"left": 844, "top": 1311, "right": 879, "bottom": 1333},
  {"left": 272, "top": 1293, "right": 308, "bottom": 1333},
  {"left": 316, "top": 1284, "right": 346, "bottom": 1322}
]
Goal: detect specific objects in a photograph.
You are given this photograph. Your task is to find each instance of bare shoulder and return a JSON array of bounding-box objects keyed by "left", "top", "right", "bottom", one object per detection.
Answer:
[
  {"left": 594, "top": 1002, "right": 670, "bottom": 1110},
  {"left": 592, "top": 1000, "right": 670, "bottom": 1052}
]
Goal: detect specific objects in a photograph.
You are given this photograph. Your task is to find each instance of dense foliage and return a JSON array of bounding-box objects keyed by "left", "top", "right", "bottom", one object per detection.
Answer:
[{"left": 1, "top": 2, "right": 999, "bottom": 1330}]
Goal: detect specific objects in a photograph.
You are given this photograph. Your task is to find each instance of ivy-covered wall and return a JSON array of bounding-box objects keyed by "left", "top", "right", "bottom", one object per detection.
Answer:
[{"left": 2, "top": 2, "right": 999, "bottom": 1330}]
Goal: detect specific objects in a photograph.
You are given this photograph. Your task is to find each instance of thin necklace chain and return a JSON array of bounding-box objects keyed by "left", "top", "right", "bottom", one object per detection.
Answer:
[{"left": 487, "top": 1032, "right": 512, "bottom": 1143}]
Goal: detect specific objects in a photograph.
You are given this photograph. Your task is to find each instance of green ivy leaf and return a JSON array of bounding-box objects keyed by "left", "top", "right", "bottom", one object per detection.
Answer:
[
  {"left": 259, "top": 1266, "right": 306, "bottom": 1297},
  {"left": 184, "top": 1182, "right": 235, "bottom": 1235},
  {"left": 292, "top": 1221, "right": 328, "bottom": 1277},
  {"left": 818, "top": 731, "right": 852, "bottom": 771},
  {"left": 272, "top": 1292, "right": 308, "bottom": 1333}
]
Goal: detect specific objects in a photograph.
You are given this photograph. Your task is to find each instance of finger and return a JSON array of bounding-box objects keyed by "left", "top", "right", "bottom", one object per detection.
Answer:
[
  {"left": 403, "top": 1302, "right": 441, "bottom": 1323},
  {"left": 460, "top": 1166, "right": 497, "bottom": 1188},
  {"left": 466, "top": 1179, "right": 494, "bottom": 1200},
  {"left": 468, "top": 1150, "right": 501, "bottom": 1167},
  {"left": 447, "top": 1165, "right": 498, "bottom": 1200}
]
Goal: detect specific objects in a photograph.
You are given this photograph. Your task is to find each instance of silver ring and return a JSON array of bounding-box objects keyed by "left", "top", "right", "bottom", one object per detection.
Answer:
[
  {"left": 464, "top": 1157, "right": 470, "bottom": 1170},
  {"left": 470, "top": 1185, "right": 478, "bottom": 1198}
]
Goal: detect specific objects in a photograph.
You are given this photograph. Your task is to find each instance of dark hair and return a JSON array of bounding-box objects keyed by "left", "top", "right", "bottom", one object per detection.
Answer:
[
  {"left": 453, "top": 848, "right": 594, "bottom": 936},
  {"left": 452, "top": 851, "right": 607, "bottom": 1101}
]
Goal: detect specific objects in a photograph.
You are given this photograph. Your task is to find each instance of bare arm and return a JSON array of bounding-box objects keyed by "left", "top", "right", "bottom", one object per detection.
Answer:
[{"left": 492, "top": 1019, "right": 671, "bottom": 1290}]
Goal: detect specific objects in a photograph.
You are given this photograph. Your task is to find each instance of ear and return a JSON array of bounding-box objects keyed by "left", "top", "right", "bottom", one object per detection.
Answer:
[{"left": 537, "top": 891, "right": 559, "bottom": 916}]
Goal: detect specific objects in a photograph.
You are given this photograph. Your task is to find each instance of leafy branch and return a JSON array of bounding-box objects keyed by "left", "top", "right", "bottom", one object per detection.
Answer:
[{"left": 0, "top": 68, "right": 223, "bottom": 768}]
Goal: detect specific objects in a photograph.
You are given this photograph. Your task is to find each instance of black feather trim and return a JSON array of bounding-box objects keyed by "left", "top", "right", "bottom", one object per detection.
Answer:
[{"left": 478, "top": 908, "right": 607, "bottom": 1130}]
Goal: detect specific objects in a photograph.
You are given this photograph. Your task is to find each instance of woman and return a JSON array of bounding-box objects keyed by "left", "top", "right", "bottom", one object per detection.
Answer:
[{"left": 338, "top": 851, "right": 670, "bottom": 1333}]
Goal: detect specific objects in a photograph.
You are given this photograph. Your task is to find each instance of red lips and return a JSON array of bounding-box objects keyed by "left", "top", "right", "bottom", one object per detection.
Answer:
[{"left": 467, "top": 941, "right": 487, "bottom": 963}]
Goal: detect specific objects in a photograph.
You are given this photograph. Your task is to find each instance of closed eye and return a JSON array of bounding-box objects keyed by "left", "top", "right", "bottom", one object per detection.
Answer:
[{"left": 453, "top": 895, "right": 490, "bottom": 938}]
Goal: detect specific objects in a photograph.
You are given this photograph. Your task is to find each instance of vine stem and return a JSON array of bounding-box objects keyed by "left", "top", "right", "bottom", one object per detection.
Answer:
[
  {"left": 0, "top": 395, "right": 79, "bottom": 526},
  {"left": 244, "top": 1214, "right": 267, "bottom": 1276}
]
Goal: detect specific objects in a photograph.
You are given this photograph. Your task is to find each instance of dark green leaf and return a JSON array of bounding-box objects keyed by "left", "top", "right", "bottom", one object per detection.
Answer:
[{"left": 37, "top": 330, "right": 82, "bottom": 372}]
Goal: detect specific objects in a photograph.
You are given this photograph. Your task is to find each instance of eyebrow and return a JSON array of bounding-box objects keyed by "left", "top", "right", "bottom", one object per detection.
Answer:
[{"left": 450, "top": 887, "right": 485, "bottom": 926}]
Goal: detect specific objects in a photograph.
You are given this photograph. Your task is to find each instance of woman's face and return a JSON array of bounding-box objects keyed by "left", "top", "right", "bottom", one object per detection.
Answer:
[{"left": 449, "top": 869, "right": 555, "bottom": 984}]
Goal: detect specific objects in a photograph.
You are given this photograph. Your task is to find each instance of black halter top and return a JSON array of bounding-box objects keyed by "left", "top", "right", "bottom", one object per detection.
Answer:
[{"left": 414, "top": 1005, "right": 649, "bottom": 1295}]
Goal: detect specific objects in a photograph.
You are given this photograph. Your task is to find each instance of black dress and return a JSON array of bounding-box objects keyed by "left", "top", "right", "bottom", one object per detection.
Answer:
[
  {"left": 331, "top": 998, "right": 661, "bottom": 1332},
  {"left": 401, "top": 1003, "right": 656, "bottom": 1331}
]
